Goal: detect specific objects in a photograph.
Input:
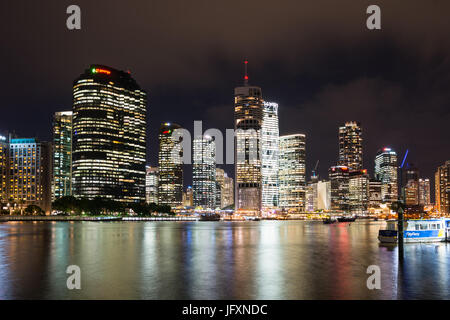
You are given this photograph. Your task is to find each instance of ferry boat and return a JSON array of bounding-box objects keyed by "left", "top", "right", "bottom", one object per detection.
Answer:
[
  {"left": 199, "top": 213, "right": 221, "bottom": 221},
  {"left": 378, "top": 218, "right": 450, "bottom": 243},
  {"left": 323, "top": 217, "right": 337, "bottom": 224},
  {"left": 337, "top": 215, "right": 356, "bottom": 222}
]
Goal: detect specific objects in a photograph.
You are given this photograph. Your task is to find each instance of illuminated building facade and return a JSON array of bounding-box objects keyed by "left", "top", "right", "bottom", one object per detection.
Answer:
[
  {"left": 72, "top": 65, "right": 147, "bottom": 203},
  {"left": 349, "top": 169, "right": 369, "bottom": 215},
  {"left": 145, "top": 166, "right": 159, "bottom": 204},
  {"left": 0, "top": 135, "right": 7, "bottom": 202},
  {"left": 374, "top": 148, "right": 398, "bottom": 203},
  {"left": 261, "top": 101, "right": 279, "bottom": 209},
  {"left": 182, "top": 186, "right": 193, "bottom": 207},
  {"left": 234, "top": 83, "right": 263, "bottom": 214},
  {"left": 435, "top": 161, "right": 450, "bottom": 215},
  {"left": 338, "top": 121, "right": 363, "bottom": 171},
  {"left": 329, "top": 166, "right": 349, "bottom": 212},
  {"left": 193, "top": 136, "right": 216, "bottom": 209},
  {"left": 402, "top": 164, "right": 419, "bottom": 205},
  {"left": 158, "top": 122, "right": 183, "bottom": 207},
  {"left": 8, "top": 138, "right": 52, "bottom": 214},
  {"left": 279, "top": 134, "right": 306, "bottom": 212},
  {"left": 418, "top": 178, "right": 431, "bottom": 206},
  {"left": 369, "top": 179, "right": 382, "bottom": 207},
  {"left": 216, "top": 168, "right": 234, "bottom": 209},
  {"left": 52, "top": 111, "right": 73, "bottom": 199},
  {"left": 317, "top": 180, "right": 331, "bottom": 211}
]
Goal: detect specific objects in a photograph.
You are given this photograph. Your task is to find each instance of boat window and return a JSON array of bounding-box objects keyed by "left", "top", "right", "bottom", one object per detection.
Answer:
[
  {"left": 436, "top": 224, "right": 441, "bottom": 229},
  {"left": 415, "top": 225, "right": 420, "bottom": 230},
  {"left": 430, "top": 224, "right": 436, "bottom": 229},
  {"left": 420, "top": 224, "right": 428, "bottom": 230}
]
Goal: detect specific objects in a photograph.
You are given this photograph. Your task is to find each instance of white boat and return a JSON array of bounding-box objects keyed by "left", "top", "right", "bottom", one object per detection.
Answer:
[{"left": 378, "top": 218, "right": 450, "bottom": 243}]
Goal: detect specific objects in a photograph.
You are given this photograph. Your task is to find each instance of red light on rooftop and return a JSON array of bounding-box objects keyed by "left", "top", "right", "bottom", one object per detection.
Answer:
[
  {"left": 92, "top": 68, "right": 111, "bottom": 75},
  {"left": 244, "top": 75, "right": 249, "bottom": 80}
]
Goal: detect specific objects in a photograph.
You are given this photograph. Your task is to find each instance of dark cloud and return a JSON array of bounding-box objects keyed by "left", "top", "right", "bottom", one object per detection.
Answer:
[{"left": 0, "top": 0, "right": 449, "bottom": 191}]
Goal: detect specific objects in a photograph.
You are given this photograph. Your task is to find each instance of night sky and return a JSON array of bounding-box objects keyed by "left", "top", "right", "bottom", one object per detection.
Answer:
[{"left": 1, "top": 1, "right": 449, "bottom": 192}]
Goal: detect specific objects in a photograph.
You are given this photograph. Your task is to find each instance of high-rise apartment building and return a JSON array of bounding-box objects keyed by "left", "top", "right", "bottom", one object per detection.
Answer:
[
  {"left": 279, "top": 134, "right": 306, "bottom": 212},
  {"left": 261, "top": 101, "right": 279, "bottom": 209},
  {"left": 52, "top": 111, "right": 73, "bottom": 199},
  {"left": 193, "top": 136, "right": 216, "bottom": 209},
  {"left": 234, "top": 77, "right": 263, "bottom": 215},
  {"left": 145, "top": 166, "right": 159, "bottom": 204},
  {"left": 329, "top": 166, "right": 349, "bottom": 212},
  {"left": 418, "top": 178, "right": 431, "bottom": 206},
  {"left": 8, "top": 138, "right": 52, "bottom": 214},
  {"left": 435, "top": 161, "right": 450, "bottom": 215},
  {"left": 338, "top": 121, "right": 363, "bottom": 171},
  {"left": 374, "top": 148, "right": 398, "bottom": 203},
  {"left": 158, "top": 122, "right": 183, "bottom": 207},
  {"left": 72, "top": 65, "right": 147, "bottom": 203}
]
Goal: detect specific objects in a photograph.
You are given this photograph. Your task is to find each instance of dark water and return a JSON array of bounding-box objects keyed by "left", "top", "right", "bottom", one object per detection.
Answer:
[{"left": 0, "top": 220, "right": 449, "bottom": 300}]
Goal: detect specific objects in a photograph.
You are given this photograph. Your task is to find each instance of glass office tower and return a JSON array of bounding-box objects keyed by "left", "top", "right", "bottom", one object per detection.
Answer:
[
  {"left": 52, "top": 111, "right": 73, "bottom": 199},
  {"left": 72, "top": 65, "right": 147, "bottom": 203},
  {"left": 158, "top": 122, "right": 183, "bottom": 207}
]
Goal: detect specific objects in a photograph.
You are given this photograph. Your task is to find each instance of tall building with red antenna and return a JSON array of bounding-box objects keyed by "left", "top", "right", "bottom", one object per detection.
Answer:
[{"left": 234, "top": 60, "right": 263, "bottom": 215}]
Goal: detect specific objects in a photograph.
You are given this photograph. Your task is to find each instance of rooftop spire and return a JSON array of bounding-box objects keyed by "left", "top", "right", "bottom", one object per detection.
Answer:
[{"left": 244, "top": 59, "right": 249, "bottom": 86}]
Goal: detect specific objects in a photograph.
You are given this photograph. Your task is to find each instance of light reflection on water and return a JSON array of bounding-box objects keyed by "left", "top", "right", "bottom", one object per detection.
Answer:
[{"left": 0, "top": 220, "right": 449, "bottom": 299}]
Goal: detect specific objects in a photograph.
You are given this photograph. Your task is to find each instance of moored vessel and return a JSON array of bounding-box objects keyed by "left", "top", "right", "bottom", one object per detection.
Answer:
[{"left": 378, "top": 218, "right": 450, "bottom": 243}]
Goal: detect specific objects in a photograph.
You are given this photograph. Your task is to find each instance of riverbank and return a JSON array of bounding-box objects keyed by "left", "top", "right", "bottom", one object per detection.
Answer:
[{"left": 0, "top": 215, "right": 200, "bottom": 222}]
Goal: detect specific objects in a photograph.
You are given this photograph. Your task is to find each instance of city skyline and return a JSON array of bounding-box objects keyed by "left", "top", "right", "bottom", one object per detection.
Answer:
[{"left": 1, "top": 1, "right": 449, "bottom": 191}]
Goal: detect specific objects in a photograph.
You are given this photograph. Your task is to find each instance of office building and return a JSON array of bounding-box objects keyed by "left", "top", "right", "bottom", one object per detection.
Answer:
[
  {"left": 374, "top": 147, "right": 398, "bottom": 203},
  {"left": 261, "top": 101, "right": 279, "bottom": 209},
  {"left": 279, "top": 134, "right": 306, "bottom": 212},
  {"left": 329, "top": 166, "right": 349, "bottom": 212},
  {"left": 418, "top": 178, "right": 431, "bottom": 206},
  {"left": 317, "top": 180, "right": 331, "bottom": 211},
  {"left": 72, "top": 65, "right": 147, "bottom": 203},
  {"left": 349, "top": 169, "right": 369, "bottom": 215},
  {"left": 145, "top": 166, "right": 159, "bottom": 204},
  {"left": 8, "top": 138, "right": 52, "bottom": 214},
  {"left": 182, "top": 186, "right": 193, "bottom": 207},
  {"left": 0, "top": 134, "right": 7, "bottom": 203},
  {"left": 435, "top": 161, "right": 450, "bottom": 215},
  {"left": 52, "top": 111, "right": 73, "bottom": 199},
  {"left": 158, "top": 122, "right": 183, "bottom": 207},
  {"left": 369, "top": 179, "right": 382, "bottom": 207},
  {"left": 234, "top": 63, "right": 263, "bottom": 215},
  {"left": 338, "top": 121, "right": 363, "bottom": 171},
  {"left": 193, "top": 136, "right": 216, "bottom": 209}
]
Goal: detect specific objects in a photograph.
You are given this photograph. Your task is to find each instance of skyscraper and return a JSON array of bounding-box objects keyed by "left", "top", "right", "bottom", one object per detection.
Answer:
[
  {"left": 182, "top": 186, "right": 194, "bottom": 207},
  {"left": 261, "top": 101, "right": 279, "bottom": 210},
  {"left": 338, "top": 121, "right": 363, "bottom": 171},
  {"left": 402, "top": 163, "right": 419, "bottom": 205},
  {"left": 349, "top": 169, "right": 369, "bottom": 215},
  {"left": 52, "top": 111, "right": 73, "bottom": 199},
  {"left": 435, "top": 161, "right": 450, "bottom": 215},
  {"left": 145, "top": 166, "right": 159, "bottom": 204},
  {"left": 8, "top": 138, "right": 52, "bottom": 214},
  {"left": 329, "top": 166, "right": 349, "bottom": 212},
  {"left": 234, "top": 65, "right": 263, "bottom": 215},
  {"left": 279, "top": 134, "right": 306, "bottom": 212},
  {"left": 72, "top": 65, "right": 147, "bottom": 203},
  {"left": 374, "top": 148, "right": 398, "bottom": 203},
  {"left": 158, "top": 122, "right": 183, "bottom": 207},
  {"left": 193, "top": 135, "right": 216, "bottom": 209},
  {"left": 418, "top": 178, "right": 431, "bottom": 206},
  {"left": 0, "top": 134, "right": 7, "bottom": 203},
  {"left": 216, "top": 168, "right": 234, "bottom": 209},
  {"left": 369, "top": 179, "right": 382, "bottom": 208}
]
